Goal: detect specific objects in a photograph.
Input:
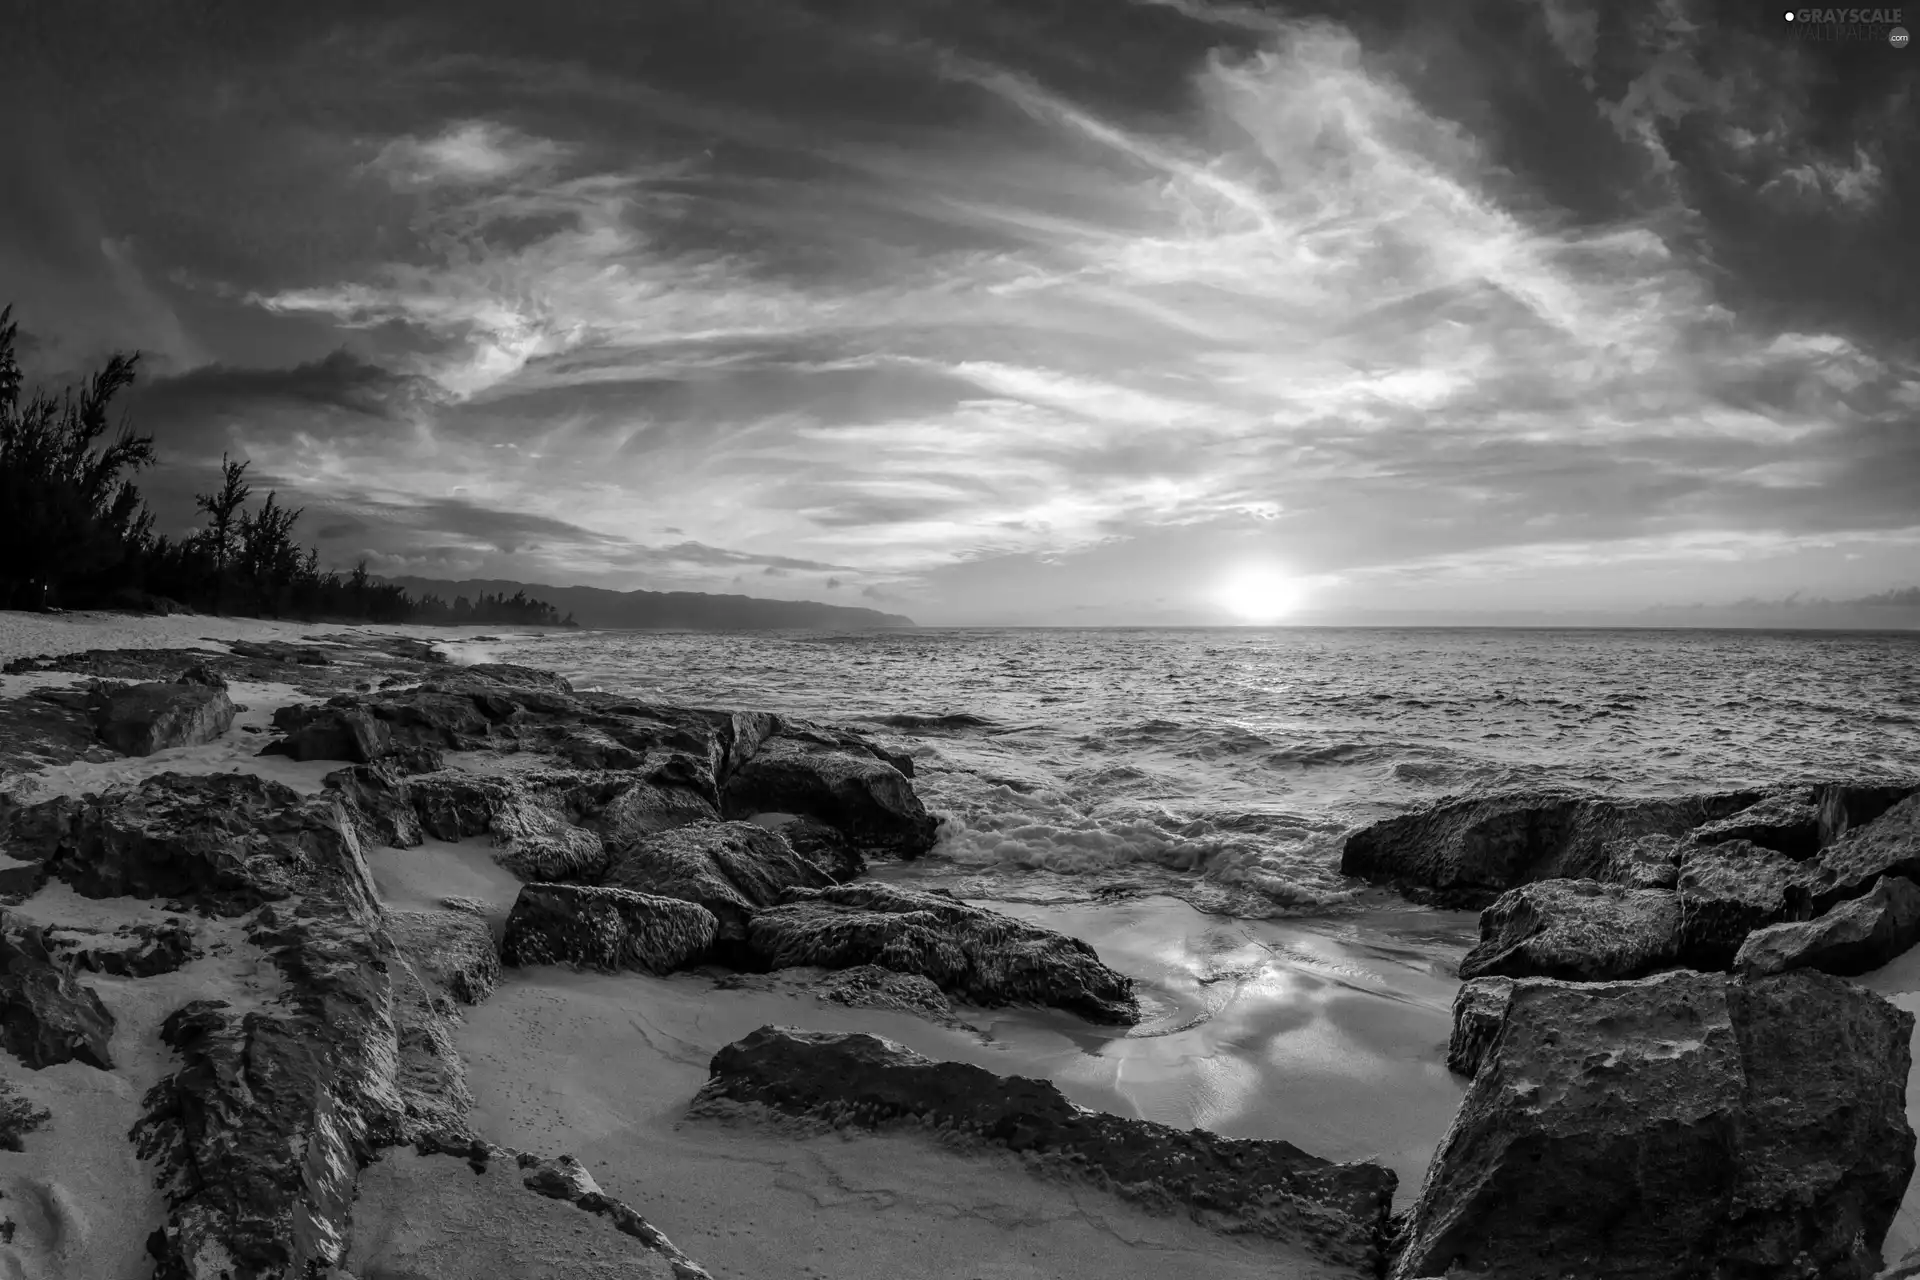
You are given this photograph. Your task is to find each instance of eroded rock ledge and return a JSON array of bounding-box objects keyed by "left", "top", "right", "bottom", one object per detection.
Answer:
[{"left": 695, "top": 1025, "right": 1398, "bottom": 1275}]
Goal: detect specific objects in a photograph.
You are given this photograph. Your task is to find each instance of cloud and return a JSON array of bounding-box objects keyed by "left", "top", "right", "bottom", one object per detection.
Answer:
[{"left": 369, "top": 120, "right": 571, "bottom": 187}]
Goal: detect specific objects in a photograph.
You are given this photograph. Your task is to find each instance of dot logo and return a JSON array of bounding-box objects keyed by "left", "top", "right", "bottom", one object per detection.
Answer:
[{"left": 1893, "top": 24, "right": 1911, "bottom": 45}]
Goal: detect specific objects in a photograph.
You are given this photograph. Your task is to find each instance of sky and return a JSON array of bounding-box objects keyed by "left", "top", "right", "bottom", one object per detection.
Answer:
[{"left": 2, "top": 0, "right": 1916, "bottom": 625}]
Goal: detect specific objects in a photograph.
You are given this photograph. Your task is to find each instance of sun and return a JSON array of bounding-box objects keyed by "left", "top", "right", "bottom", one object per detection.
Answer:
[{"left": 1213, "top": 564, "right": 1308, "bottom": 622}]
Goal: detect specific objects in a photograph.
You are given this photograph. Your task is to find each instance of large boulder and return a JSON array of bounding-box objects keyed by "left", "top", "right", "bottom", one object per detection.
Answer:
[
  {"left": 1339, "top": 789, "right": 1765, "bottom": 907},
  {"left": 501, "top": 883, "right": 717, "bottom": 976},
  {"left": 324, "top": 762, "right": 425, "bottom": 849},
  {"left": 3, "top": 771, "right": 377, "bottom": 919},
  {"left": 1393, "top": 969, "right": 1914, "bottom": 1280},
  {"left": 91, "top": 674, "right": 236, "bottom": 757},
  {"left": 1688, "top": 790, "right": 1823, "bottom": 860},
  {"left": 0, "top": 914, "right": 115, "bottom": 1069},
  {"left": 1736, "top": 874, "right": 1920, "bottom": 978},
  {"left": 722, "top": 732, "right": 938, "bottom": 858},
  {"left": 1457, "top": 880, "right": 1682, "bottom": 982},
  {"left": 263, "top": 702, "right": 393, "bottom": 763},
  {"left": 1793, "top": 793, "right": 1920, "bottom": 915},
  {"left": 1602, "top": 833, "right": 1685, "bottom": 889},
  {"left": 700, "top": 1025, "right": 1397, "bottom": 1274},
  {"left": 389, "top": 908, "right": 501, "bottom": 1005},
  {"left": 1673, "top": 838, "right": 1801, "bottom": 969},
  {"left": 746, "top": 882, "right": 1138, "bottom": 1025},
  {"left": 1815, "top": 781, "right": 1919, "bottom": 847},
  {"left": 603, "top": 821, "right": 834, "bottom": 958}
]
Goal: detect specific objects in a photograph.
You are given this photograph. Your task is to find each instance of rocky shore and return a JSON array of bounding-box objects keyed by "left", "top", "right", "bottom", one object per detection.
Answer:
[{"left": 1, "top": 622, "right": 1916, "bottom": 1279}]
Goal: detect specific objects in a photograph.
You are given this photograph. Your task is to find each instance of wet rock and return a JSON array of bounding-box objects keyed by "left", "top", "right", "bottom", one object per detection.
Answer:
[
  {"left": 699, "top": 1025, "right": 1397, "bottom": 1273},
  {"left": 1392, "top": 969, "right": 1914, "bottom": 1280},
  {"left": 1445, "top": 976, "right": 1513, "bottom": 1077},
  {"left": 7, "top": 771, "right": 376, "bottom": 918},
  {"left": 747, "top": 882, "right": 1139, "bottom": 1024},
  {"left": 603, "top": 821, "right": 834, "bottom": 958},
  {"left": 1457, "top": 880, "right": 1682, "bottom": 982},
  {"left": 502, "top": 883, "right": 717, "bottom": 975},
  {"left": 1736, "top": 875, "right": 1920, "bottom": 978},
  {"left": 1673, "top": 838, "right": 1801, "bottom": 969},
  {"left": 57, "top": 917, "right": 198, "bottom": 977},
  {"left": 0, "top": 1076, "right": 49, "bottom": 1150},
  {"left": 92, "top": 676, "right": 235, "bottom": 757},
  {"left": 1689, "top": 790, "right": 1823, "bottom": 860},
  {"left": 0, "top": 914, "right": 115, "bottom": 1069},
  {"left": 389, "top": 909, "right": 501, "bottom": 1004},
  {"left": 1340, "top": 789, "right": 1765, "bottom": 908},
  {"left": 1601, "top": 833, "right": 1684, "bottom": 889},
  {"left": 722, "top": 735, "right": 938, "bottom": 857},
  {"left": 811, "top": 965, "right": 966, "bottom": 1027},
  {"left": 1793, "top": 793, "right": 1920, "bottom": 915}
]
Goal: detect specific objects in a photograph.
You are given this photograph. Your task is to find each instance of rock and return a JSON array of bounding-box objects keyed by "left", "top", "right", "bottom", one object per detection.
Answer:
[
  {"left": 1815, "top": 781, "right": 1919, "bottom": 847},
  {"left": 1602, "top": 832, "right": 1684, "bottom": 889},
  {"left": 1736, "top": 875, "right": 1920, "bottom": 978},
  {"left": 501, "top": 883, "right": 717, "bottom": 975},
  {"left": 389, "top": 909, "right": 501, "bottom": 1004},
  {"left": 1340, "top": 789, "right": 1766, "bottom": 908},
  {"left": 1689, "top": 790, "right": 1824, "bottom": 860},
  {"left": 1793, "top": 793, "right": 1920, "bottom": 915},
  {"left": 460, "top": 663, "right": 574, "bottom": 694},
  {"left": 57, "top": 917, "right": 198, "bottom": 977},
  {"left": 175, "top": 662, "right": 226, "bottom": 689},
  {"left": 1392, "top": 969, "right": 1914, "bottom": 1280},
  {"left": 1457, "top": 879, "right": 1682, "bottom": 982},
  {"left": 488, "top": 799, "right": 607, "bottom": 882},
  {"left": 92, "top": 677, "right": 235, "bottom": 757},
  {"left": 7, "top": 771, "right": 377, "bottom": 918},
  {"left": 0, "top": 1076, "right": 49, "bottom": 1150},
  {"left": 587, "top": 777, "right": 723, "bottom": 845},
  {"left": 811, "top": 964, "right": 965, "bottom": 1026},
  {"left": 0, "top": 914, "right": 115, "bottom": 1069},
  {"left": 698, "top": 1026, "right": 1397, "bottom": 1273},
  {"left": 746, "top": 882, "right": 1139, "bottom": 1024},
  {"left": 768, "top": 815, "right": 865, "bottom": 882},
  {"left": 722, "top": 736, "right": 938, "bottom": 857},
  {"left": 1674, "top": 838, "right": 1801, "bottom": 969},
  {"left": 439, "top": 895, "right": 495, "bottom": 917},
  {"left": 262, "top": 702, "right": 393, "bottom": 763},
  {"left": 403, "top": 771, "right": 611, "bottom": 882},
  {"left": 229, "top": 638, "right": 334, "bottom": 664},
  {"left": 603, "top": 821, "right": 834, "bottom": 957},
  {"left": 1446, "top": 976, "right": 1514, "bottom": 1077},
  {"left": 324, "top": 762, "right": 425, "bottom": 849}
]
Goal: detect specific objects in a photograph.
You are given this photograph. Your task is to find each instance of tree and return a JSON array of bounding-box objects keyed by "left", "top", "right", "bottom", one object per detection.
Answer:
[
  {"left": 0, "top": 306, "right": 155, "bottom": 609},
  {"left": 194, "top": 453, "right": 251, "bottom": 573}
]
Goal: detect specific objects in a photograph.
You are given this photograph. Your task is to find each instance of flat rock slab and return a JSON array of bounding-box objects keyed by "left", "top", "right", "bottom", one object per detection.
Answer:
[
  {"left": 698, "top": 1025, "right": 1397, "bottom": 1275},
  {"left": 747, "top": 881, "right": 1140, "bottom": 1025},
  {"left": 1398, "top": 968, "right": 1914, "bottom": 1280},
  {"left": 1458, "top": 879, "right": 1681, "bottom": 982}
]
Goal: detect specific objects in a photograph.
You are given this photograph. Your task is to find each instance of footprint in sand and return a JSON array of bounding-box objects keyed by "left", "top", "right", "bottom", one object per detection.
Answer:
[{"left": 0, "top": 1176, "right": 92, "bottom": 1278}]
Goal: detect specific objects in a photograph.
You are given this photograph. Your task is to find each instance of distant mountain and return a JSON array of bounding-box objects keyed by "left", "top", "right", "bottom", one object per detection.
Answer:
[{"left": 380, "top": 576, "right": 916, "bottom": 630}]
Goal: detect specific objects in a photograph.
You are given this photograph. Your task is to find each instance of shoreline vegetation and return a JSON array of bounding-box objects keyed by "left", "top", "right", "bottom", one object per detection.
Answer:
[{"left": 0, "top": 304, "right": 572, "bottom": 629}]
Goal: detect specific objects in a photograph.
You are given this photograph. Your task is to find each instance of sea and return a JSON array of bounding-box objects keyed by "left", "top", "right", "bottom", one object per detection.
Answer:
[{"left": 478, "top": 625, "right": 1920, "bottom": 1218}]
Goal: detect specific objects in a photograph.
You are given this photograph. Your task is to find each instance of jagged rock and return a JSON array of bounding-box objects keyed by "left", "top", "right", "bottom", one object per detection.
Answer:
[
  {"left": 389, "top": 909, "right": 501, "bottom": 1004},
  {"left": 502, "top": 883, "right": 717, "bottom": 975},
  {"left": 4, "top": 771, "right": 375, "bottom": 918},
  {"left": 588, "top": 777, "right": 723, "bottom": 845},
  {"left": 1392, "top": 969, "right": 1914, "bottom": 1280},
  {"left": 461, "top": 663, "right": 574, "bottom": 694},
  {"left": 92, "top": 676, "right": 235, "bottom": 757},
  {"left": 0, "top": 1076, "right": 50, "bottom": 1150},
  {"left": 603, "top": 821, "right": 833, "bottom": 957},
  {"left": 488, "top": 799, "right": 607, "bottom": 882},
  {"left": 771, "top": 815, "right": 865, "bottom": 882},
  {"left": 1339, "top": 789, "right": 1765, "bottom": 907},
  {"left": 1815, "top": 781, "right": 1919, "bottom": 846},
  {"left": 263, "top": 702, "right": 393, "bottom": 763},
  {"left": 746, "top": 882, "right": 1139, "bottom": 1024},
  {"left": 699, "top": 1026, "right": 1397, "bottom": 1273},
  {"left": 722, "top": 735, "right": 937, "bottom": 857},
  {"left": 1446, "top": 976, "right": 1514, "bottom": 1077},
  {"left": 56, "top": 917, "right": 198, "bottom": 977},
  {"left": 812, "top": 965, "right": 965, "bottom": 1026},
  {"left": 1793, "top": 793, "right": 1920, "bottom": 915},
  {"left": 1457, "top": 880, "right": 1681, "bottom": 982},
  {"left": 229, "top": 639, "right": 334, "bottom": 665},
  {"left": 402, "top": 771, "right": 611, "bottom": 882},
  {"left": 324, "top": 762, "right": 425, "bottom": 849},
  {"left": 1602, "top": 833, "right": 1684, "bottom": 889},
  {"left": 1689, "top": 790, "right": 1824, "bottom": 860},
  {"left": 0, "top": 914, "right": 115, "bottom": 1069},
  {"left": 1674, "top": 838, "right": 1801, "bottom": 969},
  {"left": 175, "top": 662, "right": 226, "bottom": 689},
  {"left": 1736, "top": 875, "right": 1920, "bottom": 978}
]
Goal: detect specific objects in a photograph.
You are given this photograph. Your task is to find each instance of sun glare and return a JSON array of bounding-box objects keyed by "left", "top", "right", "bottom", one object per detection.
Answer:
[{"left": 1214, "top": 564, "right": 1308, "bottom": 622}]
